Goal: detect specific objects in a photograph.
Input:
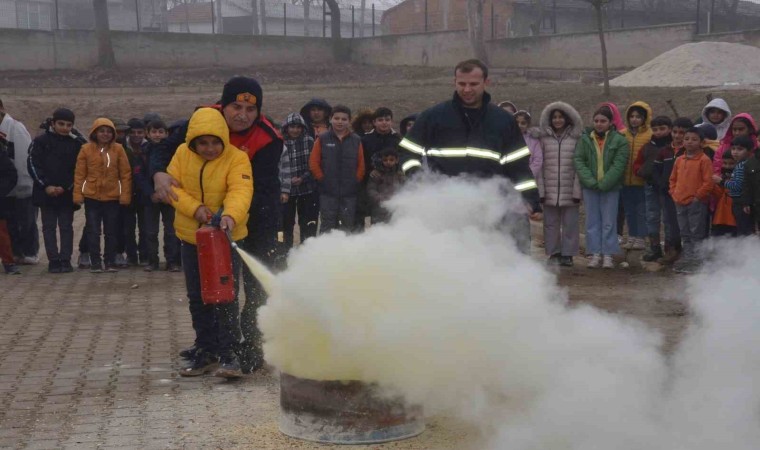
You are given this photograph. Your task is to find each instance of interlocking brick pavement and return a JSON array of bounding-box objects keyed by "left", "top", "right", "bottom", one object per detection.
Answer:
[{"left": 0, "top": 216, "right": 281, "bottom": 450}]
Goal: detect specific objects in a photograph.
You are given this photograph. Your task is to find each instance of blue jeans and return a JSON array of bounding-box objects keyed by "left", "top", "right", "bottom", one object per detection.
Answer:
[
  {"left": 181, "top": 241, "right": 242, "bottom": 355},
  {"left": 583, "top": 188, "right": 621, "bottom": 256},
  {"left": 621, "top": 186, "right": 646, "bottom": 238},
  {"left": 644, "top": 184, "right": 662, "bottom": 237}
]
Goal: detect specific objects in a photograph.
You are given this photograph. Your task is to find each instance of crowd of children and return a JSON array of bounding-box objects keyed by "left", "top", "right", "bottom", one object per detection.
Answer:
[
  {"left": 511, "top": 97, "right": 760, "bottom": 273},
  {"left": 1, "top": 94, "right": 759, "bottom": 277}
]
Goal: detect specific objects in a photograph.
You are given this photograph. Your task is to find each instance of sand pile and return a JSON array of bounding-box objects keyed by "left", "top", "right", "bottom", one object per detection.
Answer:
[{"left": 611, "top": 41, "right": 760, "bottom": 87}]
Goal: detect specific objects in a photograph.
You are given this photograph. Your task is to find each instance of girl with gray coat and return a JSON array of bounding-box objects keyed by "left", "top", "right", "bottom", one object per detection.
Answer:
[{"left": 531, "top": 102, "right": 583, "bottom": 266}]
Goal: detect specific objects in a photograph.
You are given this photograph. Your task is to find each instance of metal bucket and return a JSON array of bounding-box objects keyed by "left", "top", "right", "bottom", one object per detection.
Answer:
[{"left": 279, "top": 373, "right": 425, "bottom": 444}]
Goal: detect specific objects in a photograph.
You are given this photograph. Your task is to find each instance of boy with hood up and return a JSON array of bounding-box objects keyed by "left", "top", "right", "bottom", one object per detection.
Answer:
[
  {"left": 73, "top": 118, "right": 133, "bottom": 273},
  {"left": 300, "top": 98, "right": 332, "bottom": 139},
  {"left": 700, "top": 98, "right": 732, "bottom": 141},
  {"left": 167, "top": 107, "right": 253, "bottom": 379},
  {"left": 279, "top": 113, "right": 318, "bottom": 248},
  {"left": 620, "top": 101, "right": 653, "bottom": 250}
]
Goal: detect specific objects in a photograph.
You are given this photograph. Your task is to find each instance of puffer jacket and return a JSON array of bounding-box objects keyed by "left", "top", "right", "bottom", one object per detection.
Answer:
[
  {"left": 739, "top": 152, "right": 760, "bottom": 222},
  {"left": 712, "top": 113, "right": 758, "bottom": 175},
  {"left": 530, "top": 102, "right": 583, "bottom": 207},
  {"left": 700, "top": 98, "right": 732, "bottom": 141},
  {"left": 622, "top": 101, "right": 653, "bottom": 187},
  {"left": 167, "top": 108, "right": 253, "bottom": 245},
  {"left": 73, "top": 118, "right": 132, "bottom": 205},
  {"left": 597, "top": 102, "right": 627, "bottom": 133},
  {"left": 574, "top": 129, "right": 630, "bottom": 192}
]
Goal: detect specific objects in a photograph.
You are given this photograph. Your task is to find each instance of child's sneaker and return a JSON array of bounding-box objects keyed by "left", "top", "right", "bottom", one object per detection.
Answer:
[
  {"left": 60, "top": 260, "right": 74, "bottom": 273},
  {"left": 179, "top": 350, "right": 219, "bottom": 377},
  {"left": 78, "top": 252, "right": 91, "bottom": 269},
  {"left": 630, "top": 237, "right": 646, "bottom": 250},
  {"left": 3, "top": 264, "right": 21, "bottom": 275},
  {"left": 104, "top": 264, "right": 119, "bottom": 273},
  {"left": 114, "top": 254, "right": 128, "bottom": 268},
  {"left": 587, "top": 254, "right": 601, "bottom": 269},
  {"left": 90, "top": 263, "right": 104, "bottom": 274},
  {"left": 215, "top": 351, "right": 243, "bottom": 379},
  {"left": 602, "top": 255, "right": 615, "bottom": 269},
  {"left": 166, "top": 263, "right": 182, "bottom": 272},
  {"left": 143, "top": 262, "right": 160, "bottom": 272},
  {"left": 21, "top": 255, "right": 39, "bottom": 265},
  {"left": 48, "top": 260, "right": 62, "bottom": 274}
]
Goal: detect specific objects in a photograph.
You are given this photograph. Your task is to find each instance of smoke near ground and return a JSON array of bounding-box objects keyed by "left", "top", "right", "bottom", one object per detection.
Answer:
[{"left": 258, "top": 177, "right": 760, "bottom": 449}]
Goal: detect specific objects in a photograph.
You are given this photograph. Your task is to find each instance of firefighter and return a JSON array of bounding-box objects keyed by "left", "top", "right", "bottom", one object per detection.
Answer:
[{"left": 398, "top": 59, "right": 541, "bottom": 253}]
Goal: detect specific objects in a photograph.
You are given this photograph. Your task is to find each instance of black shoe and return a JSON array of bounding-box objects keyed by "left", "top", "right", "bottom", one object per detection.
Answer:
[
  {"left": 239, "top": 344, "right": 264, "bottom": 374},
  {"left": 179, "top": 350, "right": 219, "bottom": 377},
  {"left": 167, "top": 263, "right": 182, "bottom": 272},
  {"left": 144, "top": 262, "right": 160, "bottom": 272},
  {"left": 642, "top": 245, "right": 664, "bottom": 262},
  {"left": 560, "top": 256, "right": 574, "bottom": 267},
  {"left": 127, "top": 255, "right": 139, "bottom": 266},
  {"left": 215, "top": 352, "right": 243, "bottom": 378},
  {"left": 547, "top": 253, "right": 562, "bottom": 266},
  {"left": 60, "top": 260, "right": 74, "bottom": 273},
  {"left": 48, "top": 260, "right": 62, "bottom": 274},
  {"left": 179, "top": 345, "right": 199, "bottom": 359},
  {"left": 90, "top": 263, "right": 104, "bottom": 274},
  {"left": 104, "top": 265, "right": 119, "bottom": 273}
]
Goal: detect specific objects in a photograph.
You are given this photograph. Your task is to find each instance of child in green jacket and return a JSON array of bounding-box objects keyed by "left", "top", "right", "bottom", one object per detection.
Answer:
[{"left": 574, "top": 107, "right": 630, "bottom": 269}]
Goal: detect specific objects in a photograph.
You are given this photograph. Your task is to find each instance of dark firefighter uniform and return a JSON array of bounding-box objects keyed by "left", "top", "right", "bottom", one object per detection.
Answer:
[{"left": 398, "top": 92, "right": 540, "bottom": 250}]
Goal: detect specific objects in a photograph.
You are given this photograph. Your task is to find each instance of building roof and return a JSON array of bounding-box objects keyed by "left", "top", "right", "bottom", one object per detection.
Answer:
[{"left": 167, "top": 3, "right": 213, "bottom": 24}]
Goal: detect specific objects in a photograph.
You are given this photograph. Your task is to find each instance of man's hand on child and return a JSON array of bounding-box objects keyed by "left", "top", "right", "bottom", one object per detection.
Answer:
[
  {"left": 194, "top": 205, "right": 213, "bottom": 224},
  {"left": 45, "top": 186, "right": 64, "bottom": 197},
  {"left": 154, "top": 172, "right": 181, "bottom": 203},
  {"left": 291, "top": 177, "right": 302, "bottom": 186},
  {"left": 370, "top": 170, "right": 381, "bottom": 180},
  {"left": 219, "top": 216, "right": 236, "bottom": 231},
  {"left": 711, "top": 175, "right": 722, "bottom": 184},
  {"left": 280, "top": 193, "right": 289, "bottom": 204}
]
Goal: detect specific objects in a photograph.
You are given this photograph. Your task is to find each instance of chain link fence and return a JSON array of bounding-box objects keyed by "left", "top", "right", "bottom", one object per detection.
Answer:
[{"left": 0, "top": 0, "right": 384, "bottom": 37}]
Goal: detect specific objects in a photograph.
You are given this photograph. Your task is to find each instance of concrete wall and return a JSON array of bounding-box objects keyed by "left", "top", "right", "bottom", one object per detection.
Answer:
[
  {"left": 488, "top": 22, "right": 696, "bottom": 70},
  {"left": 695, "top": 28, "right": 760, "bottom": 48},
  {"left": 350, "top": 22, "right": 696, "bottom": 70},
  {"left": 351, "top": 30, "right": 472, "bottom": 67},
  {"left": 0, "top": 28, "right": 335, "bottom": 70}
]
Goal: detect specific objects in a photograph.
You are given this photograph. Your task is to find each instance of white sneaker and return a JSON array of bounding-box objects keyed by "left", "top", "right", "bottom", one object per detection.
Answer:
[
  {"left": 587, "top": 254, "right": 601, "bottom": 268},
  {"left": 602, "top": 255, "right": 615, "bottom": 269},
  {"left": 630, "top": 238, "right": 646, "bottom": 250},
  {"left": 21, "top": 255, "right": 39, "bottom": 265}
]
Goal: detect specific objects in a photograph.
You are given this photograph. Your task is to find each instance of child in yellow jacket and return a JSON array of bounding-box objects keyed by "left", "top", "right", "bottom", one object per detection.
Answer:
[
  {"left": 167, "top": 108, "right": 253, "bottom": 379},
  {"left": 73, "top": 118, "right": 132, "bottom": 273}
]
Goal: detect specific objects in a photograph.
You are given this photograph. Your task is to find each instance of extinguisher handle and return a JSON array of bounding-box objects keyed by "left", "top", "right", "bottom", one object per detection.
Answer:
[{"left": 210, "top": 207, "right": 224, "bottom": 228}]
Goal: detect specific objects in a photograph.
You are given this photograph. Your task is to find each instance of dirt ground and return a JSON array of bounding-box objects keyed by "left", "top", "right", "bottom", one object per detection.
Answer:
[{"left": 0, "top": 65, "right": 702, "bottom": 448}]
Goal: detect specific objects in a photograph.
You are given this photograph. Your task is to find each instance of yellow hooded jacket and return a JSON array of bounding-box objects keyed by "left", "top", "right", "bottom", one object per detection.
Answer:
[
  {"left": 622, "top": 101, "right": 653, "bottom": 187},
  {"left": 73, "top": 118, "right": 132, "bottom": 205},
  {"left": 167, "top": 108, "right": 253, "bottom": 245}
]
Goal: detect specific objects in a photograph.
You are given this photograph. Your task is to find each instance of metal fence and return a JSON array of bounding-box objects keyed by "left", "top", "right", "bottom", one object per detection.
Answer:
[{"left": 0, "top": 0, "right": 384, "bottom": 37}]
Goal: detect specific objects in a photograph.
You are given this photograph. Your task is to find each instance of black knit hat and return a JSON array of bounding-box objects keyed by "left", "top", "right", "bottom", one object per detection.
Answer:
[
  {"left": 731, "top": 134, "right": 755, "bottom": 151},
  {"left": 697, "top": 123, "right": 718, "bottom": 140},
  {"left": 221, "top": 76, "right": 262, "bottom": 112},
  {"left": 127, "top": 118, "right": 145, "bottom": 130},
  {"left": 52, "top": 108, "right": 75, "bottom": 123}
]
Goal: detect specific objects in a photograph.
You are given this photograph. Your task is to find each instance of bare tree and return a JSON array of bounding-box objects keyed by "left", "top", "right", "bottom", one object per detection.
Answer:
[
  {"left": 324, "top": 0, "right": 341, "bottom": 39},
  {"left": 93, "top": 0, "right": 116, "bottom": 67},
  {"left": 466, "top": 0, "right": 488, "bottom": 63},
  {"left": 260, "top": 0, "right": 268, "bottom": 35},
  {"left": 251, "top": 0, "right": 260, "bottom": 35},
  {"left": 303, "top": 0, "right": 312, "bottom": 36},
  {"left": 583, "top": 0, "right": 610, "bottom": 95}
]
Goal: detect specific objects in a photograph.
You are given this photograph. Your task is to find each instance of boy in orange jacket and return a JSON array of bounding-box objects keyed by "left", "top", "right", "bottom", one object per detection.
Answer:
[
  {"left": 73, "top": 118, "right": 132, "bottom": 273},
  {"left": 669, "top": 127, "right": 714, "bottom": 273},
  {"left": 710, "top": 151, "right": 737, "bottom": 237}
]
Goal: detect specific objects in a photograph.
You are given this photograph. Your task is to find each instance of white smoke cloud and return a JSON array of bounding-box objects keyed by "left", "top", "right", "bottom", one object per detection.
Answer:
[{"left": 257, "top": 176, "right": 760, "bottom": 449}]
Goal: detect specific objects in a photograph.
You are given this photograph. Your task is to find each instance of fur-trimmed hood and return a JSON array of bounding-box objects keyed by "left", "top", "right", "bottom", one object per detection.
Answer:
[{"left": 529, "top": 101, "right": 583, "bottom": 139}]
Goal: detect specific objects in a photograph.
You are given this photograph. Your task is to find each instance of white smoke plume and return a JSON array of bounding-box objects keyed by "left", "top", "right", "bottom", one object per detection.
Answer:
[{"left": 258, "top": 176, "right": 760, "bottom": 449}]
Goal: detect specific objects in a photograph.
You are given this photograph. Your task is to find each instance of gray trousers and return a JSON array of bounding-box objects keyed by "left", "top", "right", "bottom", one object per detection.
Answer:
[
  {"left": 676, "top": 201, "right": 709, "bottom": 259},
  {"left": 319, "top": 194, "right": 356, "bottom": 234},
  {"left": 543, "top": 204, "right": 580, "bottom": 256}
]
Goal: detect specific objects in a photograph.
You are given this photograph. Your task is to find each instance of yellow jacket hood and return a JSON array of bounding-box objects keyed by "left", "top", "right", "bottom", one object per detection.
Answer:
[
  {"left": 625, "top": 101, "right": 653, "bottom": 134},
  {"left": 185, "top": 108, "right": 231, "bottom": 153}
]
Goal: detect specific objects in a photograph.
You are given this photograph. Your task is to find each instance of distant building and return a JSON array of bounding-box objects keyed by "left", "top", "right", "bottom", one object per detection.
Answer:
[{"left": 380, "top": 0, "right": 760, "bottom": 37}]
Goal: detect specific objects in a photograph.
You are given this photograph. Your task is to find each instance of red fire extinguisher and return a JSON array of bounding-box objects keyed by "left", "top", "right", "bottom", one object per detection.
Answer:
[{"left": 196, "top": 212, "right": 235, "bottom": 305}]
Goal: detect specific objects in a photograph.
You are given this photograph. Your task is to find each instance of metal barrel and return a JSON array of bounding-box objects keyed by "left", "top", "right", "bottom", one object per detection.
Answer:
[{"left": 279, "top": 373, "right": 425, "bottom": 444}]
